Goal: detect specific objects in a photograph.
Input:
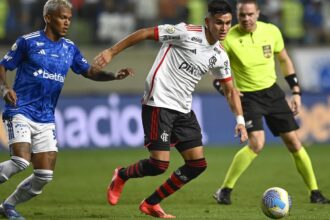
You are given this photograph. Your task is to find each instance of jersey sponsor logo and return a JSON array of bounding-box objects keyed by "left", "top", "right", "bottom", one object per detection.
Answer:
[
  {"left": 191, "top": 36, "right": 202, "bottom": 43},
  {"left": 82, "top": 58, "right": 87, "bottom": 64},
  {"left": 213, "top": 47, "right": 221, "bottom": 54},
  {"left": 262, "top": 45, "right": 272, "bottom": 58},
  {"left": 166, "top": 25, "right": 175, "bottom": 34},
  {"left": 208, "top": 55, "right": 217, "bottom": 69},
  {"left": 179, "top": 61, "right": 202, "bottom": 77},
  {"left": 188, "top": 48, "right": 197, "bottom": 54},
  {"left": 32, "top": 69, "right": 65, "bottom": 83},
  {"left": 161, "top": 35, "right": 180, "bottom": 41}
]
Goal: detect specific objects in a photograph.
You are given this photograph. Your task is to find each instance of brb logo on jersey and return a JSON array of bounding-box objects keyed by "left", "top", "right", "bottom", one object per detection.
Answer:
[{"left": 33, "top": 69, "right": 65, "bottom": 83}]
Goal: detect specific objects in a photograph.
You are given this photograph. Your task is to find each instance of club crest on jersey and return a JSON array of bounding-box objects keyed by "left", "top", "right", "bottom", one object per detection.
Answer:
[
  {"left": 11, "top": 43, "right": 17, "bottom": 51},
  {"left": 208, "top": 55, "right": 217, "bottom": 69},
  {"left": 262, "top": 45, "right": 272, "bottom": 58},
  {"left": 160, "top": 131, "right": 169, "bottom": 142},
  {"left": 166, "top": 25, "right": 175, "bottom": 34}
]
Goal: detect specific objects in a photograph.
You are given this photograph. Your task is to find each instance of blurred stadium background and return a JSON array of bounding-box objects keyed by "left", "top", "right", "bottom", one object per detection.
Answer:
[
  {"left": 0, "top": 1, "right": 330, "bottom": 219},
  {"left": 0, "top": 0, "right": 330, "bottom": 149}
]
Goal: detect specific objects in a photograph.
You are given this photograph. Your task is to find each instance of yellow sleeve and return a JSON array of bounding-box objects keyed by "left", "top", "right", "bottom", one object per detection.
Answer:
[{"left": 271, "top": 24, "right": 284, "bottom": 53}]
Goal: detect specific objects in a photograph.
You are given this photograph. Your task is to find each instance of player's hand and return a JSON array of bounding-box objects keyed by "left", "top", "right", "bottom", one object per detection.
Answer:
[
  {"left": 3, "top": 89, "right": 17, "bottom": 107},
  {"left": 235, "top": 124, "right": 248, "bottom": 144},
  {"left": 115, "top": 68, "right": 135, "bottom": 80},
  {"left": 291, "top": 94, "right": 301, "bottom": 115},
  {"left": 93, "top": 49, "right": 113, "bottom": 69}
]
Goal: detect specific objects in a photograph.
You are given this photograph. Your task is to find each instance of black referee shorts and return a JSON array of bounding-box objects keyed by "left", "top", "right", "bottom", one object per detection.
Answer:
[
  {"left": 241, "top": 83, "right": 299, "bottom": 136},
  {"left": 142, "top": 105, "right": 203, "bottom": 152}
]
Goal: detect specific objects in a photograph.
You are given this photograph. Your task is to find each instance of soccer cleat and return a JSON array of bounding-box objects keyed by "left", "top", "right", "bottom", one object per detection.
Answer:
[
  {"left": 139, "top": 200, "right": 175, "bottom": 218},
  {"left": 310, "top": 190, "right": 330, "bottom": 204},
  {"left": 213, "top": 187, "right": 232, "bottom": 205},
  {"left": 107, "top": 167, "right": 126, "bottom": 205},
  {"left": 0, "top": 203, "right": 26, "bottom": 220}
]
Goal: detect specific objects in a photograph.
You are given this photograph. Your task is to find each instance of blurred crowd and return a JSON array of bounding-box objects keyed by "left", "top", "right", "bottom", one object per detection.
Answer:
[{"left": 0, "top": 0, "right": 329, "bottom": 46}]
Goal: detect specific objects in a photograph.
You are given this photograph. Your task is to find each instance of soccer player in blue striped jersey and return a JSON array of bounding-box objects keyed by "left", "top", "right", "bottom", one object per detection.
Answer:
[{"left": 0, "top": 0, "right": 133, "bottom": 219}]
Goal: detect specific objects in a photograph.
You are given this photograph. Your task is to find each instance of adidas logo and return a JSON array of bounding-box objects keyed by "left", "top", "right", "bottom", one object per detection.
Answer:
[{"left": 38, "top": 49, "right": 46, "bottom": 55}]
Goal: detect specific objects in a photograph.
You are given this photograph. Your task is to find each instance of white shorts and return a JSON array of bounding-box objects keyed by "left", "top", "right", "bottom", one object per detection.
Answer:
[{"left": 3, "top": 114, "right": 58, "bottom": 153}]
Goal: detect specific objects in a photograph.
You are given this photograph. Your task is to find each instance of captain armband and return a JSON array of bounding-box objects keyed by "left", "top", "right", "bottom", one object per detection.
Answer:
[{"left": 284, "top": 74, "right": 299, "bottom": 89}]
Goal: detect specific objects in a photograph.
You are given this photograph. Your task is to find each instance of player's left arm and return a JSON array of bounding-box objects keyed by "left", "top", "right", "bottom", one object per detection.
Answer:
[
  {"left": 221, "top": 80, "right": 248, "bottom": 143},
  {"left": 276, "top": 48, "right": 301, "bottom": 115},
  {"left": 82, "top": 66, "right": 134, "bottom": 81},
  {"left": 93, "top": 27, "right": 155, "bottom": 70},
  {"left": 0, "top": 65, "right": 17, "bottom": 106}
]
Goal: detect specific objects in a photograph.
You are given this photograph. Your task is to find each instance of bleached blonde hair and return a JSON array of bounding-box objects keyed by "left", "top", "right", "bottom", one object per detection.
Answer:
[{"left": 43, "top": 0, "right": 72, "bottom": 16}]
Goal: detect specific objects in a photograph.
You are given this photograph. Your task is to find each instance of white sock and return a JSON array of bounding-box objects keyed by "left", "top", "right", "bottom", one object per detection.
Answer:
[
  {"left": 0, "top": 156, "right": 30, "bottom": 183},
  {"left": 5, "top": 169, "right": 53, "bottom": 206}
]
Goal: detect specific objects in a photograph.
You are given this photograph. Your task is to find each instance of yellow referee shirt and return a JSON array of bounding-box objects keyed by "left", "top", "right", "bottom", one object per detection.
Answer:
[{"left": 222, "top": 21, "right": 284, "bottom": 92}]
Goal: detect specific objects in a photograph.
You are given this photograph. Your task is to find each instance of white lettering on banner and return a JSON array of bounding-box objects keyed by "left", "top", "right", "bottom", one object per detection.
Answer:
[
  {"left": 296, "top": 98, "right": 330, "bottom": 142},
  {"left": 54, "top": 94, "right": 205, "bottom": 149}
]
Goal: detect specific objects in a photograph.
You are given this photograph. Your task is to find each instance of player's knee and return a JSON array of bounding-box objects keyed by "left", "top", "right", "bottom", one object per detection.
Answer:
[
  {"left": 0, "top": 156, "right": 30, "bottom": 183},
  {"left": 176, "top": 158, "right": 207, "bottom": 183},
  {"left": 20, "top": 169, "right": 53, "bottom": 195},
  {"left": 144, "top": 157, "right": 169, "bottom": 176}
]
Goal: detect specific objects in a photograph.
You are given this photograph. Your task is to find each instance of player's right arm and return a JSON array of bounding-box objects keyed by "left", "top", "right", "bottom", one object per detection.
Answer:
[
  {"left": 93, "top": 27, "right": 155, "bottom": 69},
  {"left": 0, "top": 38, "right": 26, "bottom": 107},
  {"left": 221, "top": 80, "right": 248, "bottom": 143}
]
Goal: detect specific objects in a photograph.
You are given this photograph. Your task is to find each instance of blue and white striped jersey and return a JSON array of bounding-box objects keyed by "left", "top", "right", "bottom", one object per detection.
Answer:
[{"left": 0, "top": 30, "right": 90, "bottom": 123}]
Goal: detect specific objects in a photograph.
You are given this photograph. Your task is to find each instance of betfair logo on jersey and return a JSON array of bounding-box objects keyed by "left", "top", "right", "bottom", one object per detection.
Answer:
[
  {"left": 33, "top": 69, "right": 65, "bottom": 83},
  {"left": 262, "top": 45, "right": 272, "bottom": 58},
  {"left": 179, "top": 61, "right": 202, "bottom": 77}
]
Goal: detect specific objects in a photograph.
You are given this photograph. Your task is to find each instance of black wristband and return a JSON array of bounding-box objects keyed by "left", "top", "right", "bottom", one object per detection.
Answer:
[
  {"left": 285, "top": 74, "right": 299, "bottom": 89},
  {"left": 292, "top": 91, "right": 302, "bottom": 96}
]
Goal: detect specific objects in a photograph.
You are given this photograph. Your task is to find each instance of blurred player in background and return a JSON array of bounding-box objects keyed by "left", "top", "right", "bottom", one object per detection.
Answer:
[
  {"left": 94, "top": 0, "right": 247, "bottom": 218},
  {"left": 213, "top": 0, "right": 330, "bottom": 205},
  {"left": 0, "top": 0, "right": 133, "bottom": 219}
]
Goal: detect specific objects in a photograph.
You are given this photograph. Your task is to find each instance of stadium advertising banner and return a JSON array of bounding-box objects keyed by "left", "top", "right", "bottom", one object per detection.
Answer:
[
  {"left": 0, "top": 93, "right": 330, "bottom": 149},
  {"left": 291, "top": 48, "right": 330, "bottom": 93}
]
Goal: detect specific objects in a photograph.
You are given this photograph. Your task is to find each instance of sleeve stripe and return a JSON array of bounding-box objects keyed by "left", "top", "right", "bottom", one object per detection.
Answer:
[
  {"left": 219, "top": 77, "right": 232, "bottom": 83},
  {"left": 154, "top": 26, "right": 159, "bottom": 41}
]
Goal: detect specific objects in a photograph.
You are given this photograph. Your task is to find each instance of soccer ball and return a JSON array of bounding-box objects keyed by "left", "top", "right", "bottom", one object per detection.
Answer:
[{"left": 261, "top": 187, "right": 292, "bottom": 219}]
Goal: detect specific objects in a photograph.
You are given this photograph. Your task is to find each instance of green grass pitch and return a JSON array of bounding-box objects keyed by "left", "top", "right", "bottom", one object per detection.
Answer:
[{"left": 0, "top": 144, "right": 329, "bottom": 219}]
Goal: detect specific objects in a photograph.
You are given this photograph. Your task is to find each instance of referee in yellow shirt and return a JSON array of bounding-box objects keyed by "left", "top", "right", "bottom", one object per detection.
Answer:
[{"left": 213, "top": 0, "right": 330, "bottom": 205}]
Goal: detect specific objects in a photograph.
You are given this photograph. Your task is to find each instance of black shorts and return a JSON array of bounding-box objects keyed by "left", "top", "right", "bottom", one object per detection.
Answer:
[
  {"left": 142, "top": 105, "right": 203, "bottom": 152},
  {"left": 241, "top": 83, "right": 299, "bottom": 136}
]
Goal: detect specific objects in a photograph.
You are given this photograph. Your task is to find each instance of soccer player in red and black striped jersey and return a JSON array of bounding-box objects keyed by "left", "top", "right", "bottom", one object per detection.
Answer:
[{"left": 94, "top": 0, "right": 246, "bottom": 218}]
